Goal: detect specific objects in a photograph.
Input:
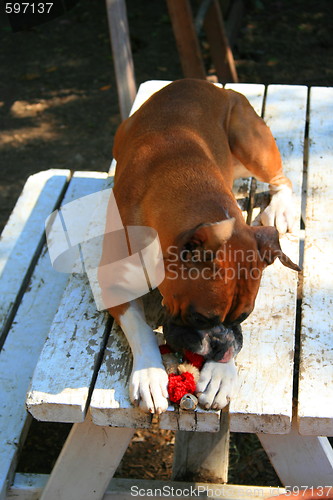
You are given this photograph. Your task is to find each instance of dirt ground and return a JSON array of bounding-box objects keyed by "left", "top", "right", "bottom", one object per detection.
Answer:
[
  {"left": 1, "top": 0, "right": 333, "bottom": 232},
  {"left": 1, "top": 0, "right": 333, "bottom": 487}
]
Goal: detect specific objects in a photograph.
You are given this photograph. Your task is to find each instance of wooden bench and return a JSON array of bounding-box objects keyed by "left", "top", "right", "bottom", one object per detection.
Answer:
[{"left": 1, "top": 81, "right": 332, "bottom": 500}]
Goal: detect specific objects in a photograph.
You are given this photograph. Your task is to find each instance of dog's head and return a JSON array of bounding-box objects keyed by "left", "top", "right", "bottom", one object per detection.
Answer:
[{"left": 160, "top": 218, "right": 300, "bottom": 361}]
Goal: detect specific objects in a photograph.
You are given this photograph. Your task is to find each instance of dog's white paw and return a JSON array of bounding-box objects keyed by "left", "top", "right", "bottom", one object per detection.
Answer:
[
  {"left": 130, "top": 362, "right": 169, "bottom": 414},
  {"left": 261, "top": 185, "right": 297, "bottom": 234},
  {"left": 196, "top": 359, "right": 238, "bottom": 410}
]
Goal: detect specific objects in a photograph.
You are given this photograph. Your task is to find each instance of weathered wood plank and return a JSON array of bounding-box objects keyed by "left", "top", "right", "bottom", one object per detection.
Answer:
[
  {"left": 39, "top": 412, "right": 134, "bottom": 500},
  {"left": 229, "top": 85, "right": 307, "bottom": 433},
  {"left": 298, "top": 86, "right": 333, "bottom": 436},
  {"left": 106, "top": 0, "right": 136, "bottom": 120},
  {"left": 159, "top": 405, "right": 220, "bottom": 432},
  {"left": 7, "top": 474, "right": 285, "bottom": 500},
  {"left": 0, "top": 170, "right": 70, "bottom": 346},
  {"left": 0, "top": 172, "right": 69, "bottom": 500},
  {"left": 26, "top": 172, "right": 112, "bottom": 423},
  {"left": 263, "top": 85, "right": 307, "bottom": 196},
  {"left": 0, "top": 172, "right": 107, "bottom": 500}
]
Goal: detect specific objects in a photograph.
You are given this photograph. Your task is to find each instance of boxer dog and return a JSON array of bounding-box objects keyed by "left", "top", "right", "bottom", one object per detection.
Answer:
[{"left": 104, "top": 79, "right": 300, "bottom": 414}]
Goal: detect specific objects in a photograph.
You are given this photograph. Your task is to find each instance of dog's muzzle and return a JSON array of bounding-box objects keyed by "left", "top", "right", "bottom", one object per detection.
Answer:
[{"left": 163, "top": 321, "right": 243, "bottom": 363}]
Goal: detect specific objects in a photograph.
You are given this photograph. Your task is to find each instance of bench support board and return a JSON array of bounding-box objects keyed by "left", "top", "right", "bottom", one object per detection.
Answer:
[
  {"left": 259, "top": 421, "right": 333, "bottom": 488},
  {"left": 40, "top": 412, "right": 134, "bottom": 500},
  {"left": 8, "top": 474, "right": 286, "bottom": 500}
]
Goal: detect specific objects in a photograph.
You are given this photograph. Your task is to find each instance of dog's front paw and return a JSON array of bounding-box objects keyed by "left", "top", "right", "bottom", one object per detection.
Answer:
[
  {"left": 196, "top": 359, "right": 238, "bottom": 410},
  {"left": 261, "top": 185, "right": 297, "bottom": 234},
  {"left": 130, "top": 362, "right": 169, "bottom": 414}
]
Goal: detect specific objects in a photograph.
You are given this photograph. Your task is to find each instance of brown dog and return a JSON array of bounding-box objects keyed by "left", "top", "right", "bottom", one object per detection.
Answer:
[{"left": 103, "top": 79, "right": 300, "bottom": 414}]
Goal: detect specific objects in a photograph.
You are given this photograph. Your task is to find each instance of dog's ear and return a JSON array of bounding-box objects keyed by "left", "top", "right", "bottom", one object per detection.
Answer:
[
  {"left": 251, "top": 226, "right": 301, "bottom": 271},
  {"left": 182, "top": 218, "right": 235, "bottom": 261}
]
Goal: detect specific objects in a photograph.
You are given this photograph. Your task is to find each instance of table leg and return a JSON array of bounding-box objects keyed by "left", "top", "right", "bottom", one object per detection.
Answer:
[
  {"left": 172, "top": 411, "right": 229, "bottom": 483},
  {"left": 40, "top": 411, "right": 134, "bottom": 500}
]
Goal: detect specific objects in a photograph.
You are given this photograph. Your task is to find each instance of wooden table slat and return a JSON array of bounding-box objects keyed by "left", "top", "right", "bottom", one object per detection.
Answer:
[
  {"left": 26, "top": 172, "right": 112, "bottom": 423},
  {"left": 298, "top": 86, "right": 333, "bottom": 435},
  {"left": 229, "top": 85, "right": 308, "bottom": 433},
  {"left": 0, "top": 170, "right": 70, "bottom": 346}
]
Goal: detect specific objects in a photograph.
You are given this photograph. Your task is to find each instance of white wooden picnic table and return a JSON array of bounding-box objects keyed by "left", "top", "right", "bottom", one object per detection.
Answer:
[{"left": 0, "top": 81, "right": 332, "bottom": 500}]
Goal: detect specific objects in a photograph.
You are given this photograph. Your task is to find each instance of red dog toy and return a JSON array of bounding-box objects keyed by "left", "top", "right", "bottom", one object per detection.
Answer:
[{"left": 159, "top": 345, "right": 205, "bottom": 408}]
